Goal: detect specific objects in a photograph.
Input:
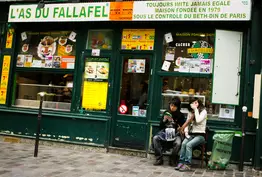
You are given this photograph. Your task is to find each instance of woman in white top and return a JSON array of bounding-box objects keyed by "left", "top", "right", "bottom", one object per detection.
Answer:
[{"left": 175, "top": 98, "right": 207, "bottom": 171}]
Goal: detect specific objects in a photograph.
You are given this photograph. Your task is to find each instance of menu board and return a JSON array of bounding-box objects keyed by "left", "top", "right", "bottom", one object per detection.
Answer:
[
  {"left": 82, "top": 57, "right": 109, "bottom": 111},
  {"left": 0, "top": 55, "right": 11, "bottom": 104},
  {"left": 121, "top": 29, "right": 155, "bottom": 50},
  {"left": 16, "top": 31, "right": 76, "bottom": 69}
]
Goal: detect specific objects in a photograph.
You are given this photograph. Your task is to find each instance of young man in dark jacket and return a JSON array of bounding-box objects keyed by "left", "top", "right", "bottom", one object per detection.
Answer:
[{"left": 152, "top": 97, "right": 185, "bottom": 166}]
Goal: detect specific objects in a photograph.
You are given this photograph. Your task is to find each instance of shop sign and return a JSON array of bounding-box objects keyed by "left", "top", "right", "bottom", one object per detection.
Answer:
[
  {"left": 8, "top": 0, "right": 251, "bottom": 22},
  {"left": 8, "top": 2, "right": 110, "bottom": 22},
  {"left": 132, "top": 0, "right": 251, "bottom": 21}
]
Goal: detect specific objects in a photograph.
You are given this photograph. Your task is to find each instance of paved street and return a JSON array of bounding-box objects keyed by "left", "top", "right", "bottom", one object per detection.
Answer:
[{"left": 0, "top": 141, "right": 261, "bottom": 177}]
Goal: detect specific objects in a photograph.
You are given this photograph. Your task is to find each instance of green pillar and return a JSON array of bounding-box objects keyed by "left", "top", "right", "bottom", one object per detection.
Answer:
[{"left": 253, "top": 0, "right": 262, "bottom": 170}]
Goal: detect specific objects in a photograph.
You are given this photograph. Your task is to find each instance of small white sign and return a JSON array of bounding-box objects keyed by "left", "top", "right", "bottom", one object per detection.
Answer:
[
  {"left": 91, "top": 49, "right": 100, "bottom": 56},
  {"left": 165, "top": 53, "right": 175, "bottom": 61},
  {"left": 69, "top": 31, "right": 77, "bottom": 41},
  {"left": 21, "top": 32, "right": 27, "bottom": 41},
  {"left": 161, "top": 61, "right": 171, "bottom": 71},
  {"left": 164, "top": 33, "right": 173, "bottom": 43}
]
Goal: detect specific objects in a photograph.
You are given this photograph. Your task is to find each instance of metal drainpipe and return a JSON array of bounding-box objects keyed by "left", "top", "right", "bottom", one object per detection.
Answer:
[{"left": 239, "top": 106, "right": 247, "bottom": 171}]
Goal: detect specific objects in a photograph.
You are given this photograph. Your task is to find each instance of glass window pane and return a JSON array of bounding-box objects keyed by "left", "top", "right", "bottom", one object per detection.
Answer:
[
  {"left": 162, "top": 32, "right": 214, "bottom": 72},
  {"left": 81, "top": 57, "right": 110, "bottom": 112},
  {"left": 161, "top": 77, "right": 235, "bottom": 121},
  {"left": 14, "top": 72, "right": 73, "bottom": 111},
  {"left": 119, "top": 57, "right": 150, "bottom": 117},
  {"left": 17, "top": 31, "right": 76, "bottom": 69},
  {"left": 86, "top": 30, "right": 113, "bottom": 50}
]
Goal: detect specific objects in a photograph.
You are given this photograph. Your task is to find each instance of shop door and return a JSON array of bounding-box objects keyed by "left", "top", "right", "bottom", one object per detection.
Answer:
[{"left": 112, "top": 54, "right": 152, "bottom": 150}]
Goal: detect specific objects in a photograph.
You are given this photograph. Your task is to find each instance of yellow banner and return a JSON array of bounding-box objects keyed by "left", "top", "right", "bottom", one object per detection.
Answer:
[
  {"left": 0, "top": 55, "right": 11, "bottom": 104},
  {"left": 82, "top": 81, "right": 108, "bottom": 110},
  {"left": 5, "top": 29, "right": 14, "bottom": 49},
  {"left": 187, "top": 48, "right": 214, "bottom": 54},
  {"left": 121, "top": 29, "right": 155, "bottom": 50}
]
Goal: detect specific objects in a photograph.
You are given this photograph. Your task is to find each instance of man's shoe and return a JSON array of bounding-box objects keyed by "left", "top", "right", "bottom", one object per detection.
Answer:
[{"left": 153, "top": 160, "right": 163, "bottom": 166}]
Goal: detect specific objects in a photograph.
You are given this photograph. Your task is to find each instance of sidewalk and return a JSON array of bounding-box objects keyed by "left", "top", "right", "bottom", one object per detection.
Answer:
[{"left": 0, "top": 141, "right": 260, "bottom": 177}]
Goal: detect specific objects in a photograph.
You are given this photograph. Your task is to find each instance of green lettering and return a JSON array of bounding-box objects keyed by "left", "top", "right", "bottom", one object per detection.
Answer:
[
  {"left": 79, "top": 7, "right": 86, "bottom": 17},
  {"left": 87, "top": 6, "right": 93, "bottom": 17},
  {"left": 26, "top": 8, "right": 31, "bottom": 18},
  {"left": 58, "top": 7, "right": 65, "bottom": 18},
  {"left": 53, "top": 7, "right": 59, "bottom": 18},
  {"left": 66, "top": 7, "right": 72, "bottom": 18},
  {"left": 42, "top": 8, "right": 49, "bottom": 18},
  {"left": 73, "top": 7, "right": 78, "bottom": 18},
  {"left": 35, "top": 8, "right": 41, "bottom": 18},
  {"left": 102, "top": 6, "right": 108, "bottom": 17},
  {"left": 10, "top": 9, "right": 16, "bottom": 19},
  {"left": 18, "top": 9, "right": 25, "bottom": 19},
  {"left": 94, "top": 6, "right": 101, "bottom": 17}
]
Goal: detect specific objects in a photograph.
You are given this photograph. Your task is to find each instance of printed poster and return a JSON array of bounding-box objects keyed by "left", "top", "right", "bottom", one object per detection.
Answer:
[
  {"left": 16, "top": 31, "right": 76, "bottom": 69},
  {"left": 127, "top": 59, "right": 145, "bottom": 73},
  {"left": 121, "top": 29, "right": 155, "bottom": 50},
  {"left": 82, "top": 81, "right": 108, "bottom": 110},
  {"left": 219, "top": 105, "right": 235, "bottom": 119},
  {"left": 84, "top": 59, "right": 109, "bottom": 79}
]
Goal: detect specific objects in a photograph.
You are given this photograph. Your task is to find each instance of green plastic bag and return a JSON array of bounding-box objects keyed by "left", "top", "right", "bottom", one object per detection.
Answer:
[{"left": 208, "top": 133, "right": 234, "bottom": 170}]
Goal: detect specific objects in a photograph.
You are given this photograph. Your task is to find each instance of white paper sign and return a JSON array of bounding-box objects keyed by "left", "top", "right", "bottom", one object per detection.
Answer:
[
  {"left": 91, "top": 49, "right": 100, "bottom": 56},
  {"left": 69, "top": 31, "right": 77, "bottom": 41},
  {"left": 165, "top": 53, "right": 175, "bottom": 61},
  {"left": 161, "top": 61, "right": 171, "bottom": 71},
  {"left": 21, "top": 32, "right": 27, "bottom": 41},
  {"left": 164, "top": 33, "right": 173, "bottom": 43}
]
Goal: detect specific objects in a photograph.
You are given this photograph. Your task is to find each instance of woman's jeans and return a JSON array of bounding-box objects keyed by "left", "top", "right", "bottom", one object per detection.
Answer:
[{"left": 179, "top": 135, "right": 205, "bottom": 164}]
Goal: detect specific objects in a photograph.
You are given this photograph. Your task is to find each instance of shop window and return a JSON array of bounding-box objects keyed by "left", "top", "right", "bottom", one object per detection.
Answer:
[
  {"left": 160, "top": 32, "right": 235, "bottom": 121},
  {"left": 86, "top": 30, "right": 113, "bottom": 50},
  {"left": 16, "top": 31, "right": 76, "bottom": 69},
  {"left": 161, "top": 77, "right": 235, "bottom": 121},
  {"left": 162, "top": 32, "right": 214, "bottom": 73},
  {"left": 13, "top": 72, "right": 73, "bottom": 111},
  {"left": 80, "top": 57, "right": 110, "bottom": 112}
]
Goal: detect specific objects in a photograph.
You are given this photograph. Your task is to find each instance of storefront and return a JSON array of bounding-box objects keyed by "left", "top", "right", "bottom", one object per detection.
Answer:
[{"left": 0, "top": 0, "right": 260, "bottom": 166}]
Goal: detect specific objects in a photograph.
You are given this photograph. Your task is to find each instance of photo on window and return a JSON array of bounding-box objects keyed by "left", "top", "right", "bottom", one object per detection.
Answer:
[
  {"left": 16, "top": 31, "right": 76, "bottom": 69},
  {"left": 162, "top": 32, "right": 215, "bottom": 73},
  {"left": 86, "top": 30, "right": 113, "bottom": 50}
]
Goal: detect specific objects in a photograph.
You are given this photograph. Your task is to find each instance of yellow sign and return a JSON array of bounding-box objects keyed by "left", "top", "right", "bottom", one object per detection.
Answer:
[
  {"left": 5, "top": 29, "right": 14, "bottom": 49},
  {"left": 0, "top": 89, "right": 7, "bottom": 105},
  {"left": 187, "top": 48, "right": 214, "bottom": 54},
  {"left": 82, "top": 81, "right": 108, "bottom": 110},
  {"left": 0, "top": 55, "right": 11, "bottom": 105},
  {"left": 121, "top": 29, "right": 155, "bottom": 50}
]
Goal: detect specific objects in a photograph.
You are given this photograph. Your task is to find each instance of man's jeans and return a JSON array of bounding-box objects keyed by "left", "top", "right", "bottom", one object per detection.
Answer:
[
  {"left": 179, "top": 135, "right": 205, "bottom": 164},
  {"left": 152, "top": 134, "right": 182, "bottom": 162}
]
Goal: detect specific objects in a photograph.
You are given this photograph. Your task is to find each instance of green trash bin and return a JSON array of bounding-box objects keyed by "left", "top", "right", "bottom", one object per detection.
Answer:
[{"left": 208, "top": 131, "right": 237, "bottom": 170}]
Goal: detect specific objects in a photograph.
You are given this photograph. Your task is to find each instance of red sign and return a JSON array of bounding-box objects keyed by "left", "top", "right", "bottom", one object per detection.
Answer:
[{"left": 118, "top": 105, "right": 127, "bottom": 114}]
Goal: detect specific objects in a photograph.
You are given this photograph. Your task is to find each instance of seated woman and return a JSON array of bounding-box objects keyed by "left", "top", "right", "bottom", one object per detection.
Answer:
[
  {"left": 175, "top": 98, "right": 207, "bottom": 171},
  {"left": 152, "top": 97, "right": 185, "bottom": 166}
]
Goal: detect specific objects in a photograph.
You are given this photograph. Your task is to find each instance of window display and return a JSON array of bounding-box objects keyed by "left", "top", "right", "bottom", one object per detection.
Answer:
[
  {"left": 86, "top": 30, "right": 113, "bottom": 50},
  {"left": 81, "top": 57, "right": 110, "bottom": 112},
  {"left": 162, "top": 32, "right": 214, "bottom": 73},
  {"left": 13, "top": 72, "right": 73, "bottom": 111},
  {"left": 16, "top": 31, "right": 76, "bottom": 69}
]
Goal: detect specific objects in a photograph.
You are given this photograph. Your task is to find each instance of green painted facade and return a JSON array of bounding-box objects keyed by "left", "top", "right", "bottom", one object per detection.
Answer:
[{"left": 0, "top": 1, "right": 262, "bottom": 169}]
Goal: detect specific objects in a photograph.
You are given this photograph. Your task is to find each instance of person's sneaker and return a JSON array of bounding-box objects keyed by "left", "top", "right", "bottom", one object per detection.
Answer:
[
  {"left": 174, "top": 163, "right": 183, "bottom": 170},
  {"left": 179, "top": 164, "right": 191, "bottom": 171},
  {"left": 153, "top": 159, "right": 163, "bottom": 166}
]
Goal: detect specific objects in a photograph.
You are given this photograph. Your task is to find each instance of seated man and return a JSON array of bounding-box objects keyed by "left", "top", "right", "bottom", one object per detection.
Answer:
[{"left": 152, "top": 97, "right": 185, "bottom": 166}]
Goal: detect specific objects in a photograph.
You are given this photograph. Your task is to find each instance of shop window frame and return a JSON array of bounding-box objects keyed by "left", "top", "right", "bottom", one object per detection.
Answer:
[{"left": 152, "top": 28, "right": 248, "bottom": 125}]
